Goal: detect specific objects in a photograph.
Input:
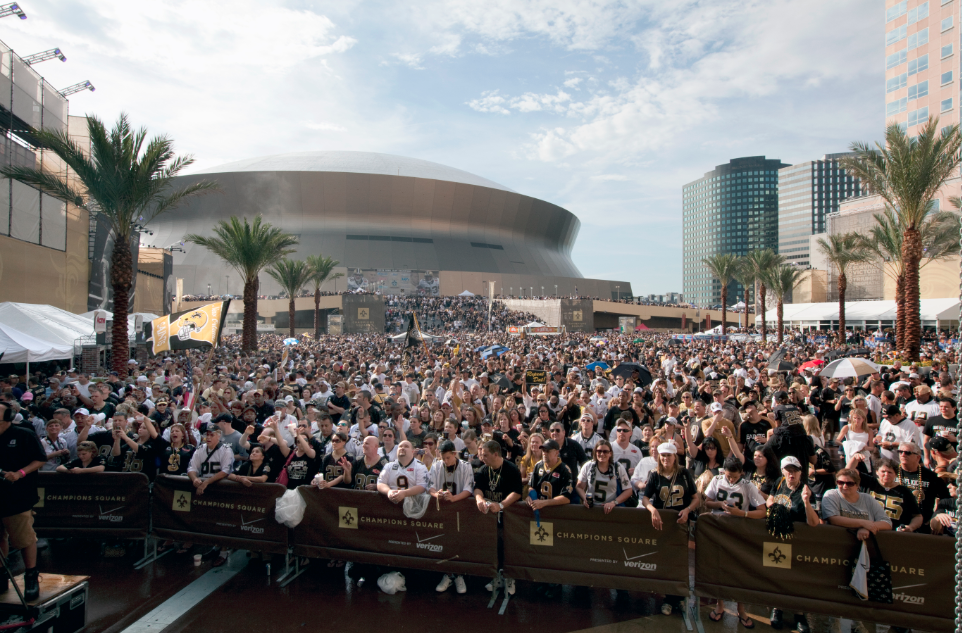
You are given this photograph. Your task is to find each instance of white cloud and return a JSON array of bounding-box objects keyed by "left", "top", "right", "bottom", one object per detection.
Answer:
[
  {"left": 563, "top": 77, "right": 582, "bottom": 88},
  {"left": 304, "top": 121, "right": 348, "bottom": 132},
  {"left": 467, "top": 90, "right": 510, "bottom": 114},
  {"left": 590, "top": 174, "right": 628, "bottom": 181},
  {"left": 388, "top": 52, "right": 425, "bottom": 69}
]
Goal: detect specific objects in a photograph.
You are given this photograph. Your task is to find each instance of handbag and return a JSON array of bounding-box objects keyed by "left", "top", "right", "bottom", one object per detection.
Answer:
[
  {"left": 851, "top": 532, "right": 893, "bottom": 603},
  {"left": 275, "top": 448, "right": 298, "bottom": 487}
]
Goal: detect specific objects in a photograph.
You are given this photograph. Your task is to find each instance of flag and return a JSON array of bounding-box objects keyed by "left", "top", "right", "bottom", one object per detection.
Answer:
[
  {"left": 146, "top": 300, "right": 230, "bottom": 356},
  {"left": 182, "top": 354, "right": 195, "bottom": 410},
  {"left": 403, "top": 314, "right": 420, "bottom": 349}
]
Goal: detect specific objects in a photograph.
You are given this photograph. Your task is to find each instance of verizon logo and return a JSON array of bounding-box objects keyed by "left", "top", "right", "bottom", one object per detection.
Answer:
[{"left": 416, "top": 532, "right": 443, "bottom": 553}]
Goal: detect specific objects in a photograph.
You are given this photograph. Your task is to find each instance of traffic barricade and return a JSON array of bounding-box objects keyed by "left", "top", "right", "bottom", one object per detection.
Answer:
[{"left": 33, "top": 472, "right": 150, "bottom": 539}]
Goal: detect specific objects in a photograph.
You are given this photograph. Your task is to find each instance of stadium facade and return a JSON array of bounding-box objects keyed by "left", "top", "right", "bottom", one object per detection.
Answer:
[{"left": 149, "top": 151, "right": 630, "bottom": 299}]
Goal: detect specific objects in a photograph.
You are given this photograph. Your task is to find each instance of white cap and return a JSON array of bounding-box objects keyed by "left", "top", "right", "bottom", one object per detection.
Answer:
[
  {"left": 200, "top": 412, "right": 212, "bottom": 423},
  {"left": 780, "top": 456, "right": 802, "bottom": 469},
  {"left": 127, "top": 359, "right": 138, "bottom": 365},
  {"left": 909, "top": 373, "right": 920, "bottom": 379},
  {"left": 710, "top": 402, "right": 724, "bottom": 413},
  {"left": 657, "top": 442, "right": 677, "bottom": 455},
  {"left": 73, "top": 407, "right": 90, "bottom": 416},
  {"left": 665, "top": 416, "right": 680, "bottom": 426},
  {"left": 136, "top": 375, "right": 148, "bottom": 383}
]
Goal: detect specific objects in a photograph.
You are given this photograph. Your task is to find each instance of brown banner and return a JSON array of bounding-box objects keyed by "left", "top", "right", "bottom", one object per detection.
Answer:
[
  {"left": 502, "top": 504, "right": 689, "bottom": 594},
  {"left": 694, "top": 514, "right": 955, "bottom": 632},
  {"left": 152, "top": 475, "right": 289, "bottom": 554},
  {"left": 293, "top": 487, "right": 497, "bottom": 577},
  {"left": 33, "top": 472, "right": 150, "bottom": 539}
]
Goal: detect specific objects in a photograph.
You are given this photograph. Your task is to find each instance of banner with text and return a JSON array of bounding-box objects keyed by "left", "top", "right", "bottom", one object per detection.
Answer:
[
  {"left": 503, "top": 504, "right": 689, "bottom": 594},
  {"left": 293, "top": 487, "right": 497, "bottom": 577},
  {"left": 152, "top": 475, "right": 289, "bottom": 554},
  {"left": 694, "top": 514, "right": 955, "bottom": 632},
  {"left": 33, "top": 472, "right": 149, "bottom": 539}
]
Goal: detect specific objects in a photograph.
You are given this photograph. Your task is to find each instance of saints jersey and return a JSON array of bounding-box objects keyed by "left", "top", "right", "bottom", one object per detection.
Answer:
[
  {"left": 162, "top": 445, "right": 194, "bottom": 476},
  {"left": 642, "top": 468, "right": 696, "bottom": 510},
  {"left": 352, "top": 455, "right": 388, "bottom": 490},
  {"left": 378, "top": 458, "right": 429, "bottom": 491},
  {"left": 529, "top": 460, "right": 574, "bottom": 500},
  {"left": 187, "top": 444, "right": 234, "bottom": 479},
  {"left": 429, "top": 459, "right": 475, "bottom": 496},
  {"left": 611, "top": 441, "right": 644, "bottom": 475},
  {"left": 859, "top": 474, "right": 922, "bottom": 528},
  {"left": 704, "top": 474, "right": 766, "bottom": 512},
  {"left": 577, "top": 461, "right": 631, "bottom": 504},
  {"left": 570, "top": 432, "right": 603, "bottom": 460},
  {"left": 320, "top": 453, "right": 355, "bottom": 488}
]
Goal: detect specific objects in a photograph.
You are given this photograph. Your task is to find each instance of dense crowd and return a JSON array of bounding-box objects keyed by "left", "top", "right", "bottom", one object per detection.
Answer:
[
  {"left": 0, "top": 314, "right": 957, "bottom": 630},
  {"left": 384, "top": 296, "right": 543, "bottom": 333}
]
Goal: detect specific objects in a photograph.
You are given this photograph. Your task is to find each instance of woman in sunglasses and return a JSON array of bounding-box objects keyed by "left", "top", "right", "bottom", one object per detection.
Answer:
[
  {"left": 820, "top": 468, "right": 892, "bottom": 540},
  {"left": 575, "top": 439, "right": 632, "bottom": 513}
]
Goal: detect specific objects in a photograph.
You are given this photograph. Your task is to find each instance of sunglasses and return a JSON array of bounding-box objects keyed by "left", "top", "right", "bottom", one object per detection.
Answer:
[
  {"left": 331, "top": 438, "right": 344, "bottom": 444},
  {"left": 616, "top": 428, "right": 631, "bottom": 433},
  {"left": 836, "top": 480, "right": 856, "bottom": 488},
  {"left": 594, "top": 450, "right": 611, "bottom": 455},
  {"left": 424, "top": 441, "right": 436, "bottom": 447},
  {"left": 898, "top": 450, "right": 918, "bottom": 456}
]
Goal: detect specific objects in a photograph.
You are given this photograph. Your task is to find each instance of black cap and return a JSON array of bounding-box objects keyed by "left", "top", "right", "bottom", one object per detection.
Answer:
[
  {"left": 884, "top": 404, "right": 902, "bottom": 418},
  {"left": 439, "top": 440, "right": 457, "bottom": 453},
  {"left": 930, "top": 436, "right": 952, "bottom": 452},
  {"left": 212, "top": 413, "right": 233, "bottom": 425},
  {"left": 773, "top": 390, "right": 788, "bottom": 402},
  {"left": 542, "top": 439, "right": 561, "bottom": 451}
]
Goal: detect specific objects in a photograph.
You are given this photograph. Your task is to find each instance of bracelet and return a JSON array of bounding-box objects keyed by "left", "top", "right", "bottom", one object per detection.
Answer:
[{"left": 18, "top": 469, "right": 26, "bottom": 477}]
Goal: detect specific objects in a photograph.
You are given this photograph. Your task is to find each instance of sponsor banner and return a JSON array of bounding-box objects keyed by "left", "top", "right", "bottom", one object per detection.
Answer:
[
  {"left": 695, "top": 514, "right": 955, "bottom": 632},
  {"left": 525, "top": 326, "right": 564, "bottom": 336},
  {"left": 33, "top": 472, "right": 149, "bottom": 538},
  {"left": 293, "top": 487, "right": 497, "bottom": 577},
  {"left": 152, "top": 475, "right": 289, "bottom": 554},
  {"left": 145, "top": 300, "right": 230, "bottom": 355},
  {"left": 524, "top": 369, "right": 548, "bottom": 386},
  {"left": 346, "top": 269, "right": 440, "bottom": 296},
  {"left": 502, "top": 504, "right": 689, "bottom": 594},
  {"left": 560, "top": 298, "right": 594, "bottom": 333}
]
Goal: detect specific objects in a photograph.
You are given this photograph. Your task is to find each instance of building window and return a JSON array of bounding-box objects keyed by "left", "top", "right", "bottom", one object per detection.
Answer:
[
  {"left": 908, "top": 54, "right": 929, "bottom": 75},
  {"left": 941, "top": 98, "right": 953, "bottom": 112},
  {"left": 887, "top": 49, "right": 908, "bottom": 68},
  {"left": 908, "top": 28, "right": 929, "bottom": 50},
  {"left": 942, "top": 70, "right": 954, "bottom": 84},
  {"left": 887, "top": 73, "right": 908, "bottom": 92},
  {"left": 887, "top": 1, "right": 907, "bottom": 22},
  {"left": 908, "top": 2, "right": 930, "bottom": 24},
  {"left": 942, "top": 43, "right": 953, "bottom": 58},
  {"left": 942, "top": 15, "right": 953, "bottom": 31},
  {"left": 887, "top": 24, "right": 908, "bottom": 45},
  {"left": 887, "top": 97, "right": 908, "bottom": 115},
  {"left": 908, "top": 106, "right": 929, "bottom": 126},
  {"left": 908, "top": 80, "right": 928, "bottom": 100}
]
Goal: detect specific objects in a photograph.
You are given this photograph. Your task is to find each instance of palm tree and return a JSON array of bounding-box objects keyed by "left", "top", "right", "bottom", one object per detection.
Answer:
[
  {"left": 701, "top": 253, "right": 740, "bottom": 334},
  {"left": 305, "top": 254, "right": 343, "bottom": 338},
  {"left": 766, "top": 264, "right": 804, "bottom": 344},
  {"left": 0, "top": 114, "right": 215, "bottom": 376},
  {"left": 185, "top": 217, "right": 298, "bottom": 350},
  {"left": 745, "top": 249, "right": 784, "bottom": 341},
  {"left": 841, "top": 118, "right": 962, "bottom": 360},
  {"left": 817, "top": 232, "right": 869, "bottom": 344},
  {"left": 732, "top": 258, "right": 756, "bottom": 329},
  {"left": 857, "top": 208, "right": 958, "bottom": 350},
  {"left": 267, "top": 259, "right": 313, "bottom": 338}
]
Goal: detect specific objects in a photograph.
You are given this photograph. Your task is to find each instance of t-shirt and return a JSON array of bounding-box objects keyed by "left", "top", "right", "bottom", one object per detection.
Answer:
[
  {"left": 769, "top": 424, "right": 816, "bottom": 480},
  {"left": 577, "top": 461, "right": 631, "bottom": 505},
  {"left": 896, "top": 465, "right": 950, "bottom": 523},
  {"left": 858, "top": 473, "right": 922, "bottom": 529},
  {"left": 877, "top": 419, "right": 923, "bottom": 460},
  {"left": 406, "top": 428, "right": 427, "bottom": 449},
  {"left": 160, "top": 443, "right": 194, "bottom": 476},
  {"left": 429, "top": 459, "right": 475, "bottom": 495},
  {"left": 701, "top": 417, "right": 737, "bottom": 456},
  {"left": 529, "top": 460, "right": 574, "bottom": 500},
  {"left": 642, "top": 467, "right": 697, "bottom": 510},
  {"left": 820, "top": 489, "right": 891, "bottom": 525},
  {"left": 63, "top": 455, "right": 106, "bottom": 471},
  {"left": 739, "top": 419, "right": 772, "bottom": 454},
  {"left": 474, "top": 459, "right": 523, "bottom": 504},
  {"left": 352, "top": 455, "right": 388, "bottom": 490},
  {"left": 770, "top": 477, "right": 809, "bottom": 523},
  {"left": 284, "top": 440, "right": 323, "bottom": 489},
  {"left": 904, "top": 398, "right": 941, "bottom": 424},
  {"left": 704, "top": 474, "right": 766, "bottom": 512},
  {"left": 117, "top": 440, "right": 160, "bottom": 480},
  {"left": 773, "top": 403, "right": 804, "bottom": 428},
  {"left": 378, "top": 458, "right": 429, "bottom": 491},
  {"left": 923, "top": 415, "right": 959, "bottom": 448},
  {"left": 558, "top": 438, "right": 588, "bottom": 476},
  {"left": 327, "top": 394, "right": 351, "bottom": 424}
]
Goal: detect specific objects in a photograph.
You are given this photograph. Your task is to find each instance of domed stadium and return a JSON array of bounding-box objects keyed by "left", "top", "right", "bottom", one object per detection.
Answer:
[{"left": 148, "top": 151, "right": 629, "bottom": 298}]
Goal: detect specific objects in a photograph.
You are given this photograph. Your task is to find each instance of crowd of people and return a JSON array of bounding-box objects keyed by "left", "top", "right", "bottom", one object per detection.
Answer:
[
  {"left": 0, "top": 309, "right": 957, "bottom": 630},
  {"left": 384, "top": 296, "right": 543, "bottom": 333}
]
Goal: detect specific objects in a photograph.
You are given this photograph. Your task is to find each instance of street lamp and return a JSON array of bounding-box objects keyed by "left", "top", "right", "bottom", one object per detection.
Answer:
[
  {"left": 616, "top": 285, "right": 620, "bottom": 301},
  {"left": 554, "top": 284, "right": 557, "bottom": 297},
  {"left": 510, "top": 287, "right": 513, "bottom": 297},
  {"left": 226, "top": 275, "right": 230, "bottom": 296},
  {"left": 541, "top": 286, "right": 544, "bottom": 297},
  {"left": 530, "top": 286, "right": 533, "bottom": 297},
  {"left": 207, "top": 283, "right": 211, "bottom": 295}
]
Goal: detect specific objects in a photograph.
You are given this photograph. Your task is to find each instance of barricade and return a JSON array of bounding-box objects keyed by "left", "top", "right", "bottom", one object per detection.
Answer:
[
  {"left": 152, "top": 475, "right": 289, "bottom": 554},
  {"left": 694, "top": 514, "right": 955, "bottom": 632},
  {"left": 33, "top": 472, "right": 150, "bottom": 539},
  {"left": 293, "top": 487, "right": 498, "bottom": 577},
  {"left": 502, "top": 504, "right": 689, "bottom": 594}
]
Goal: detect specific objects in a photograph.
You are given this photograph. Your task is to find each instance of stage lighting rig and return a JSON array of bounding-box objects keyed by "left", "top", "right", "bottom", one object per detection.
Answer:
[
  {"left": 23, "top": 48, "right": 65, "bottom": 65},
  {"left": 59, "top": 80, "right": 94, "bottom": 97},
  {"left": 0, "top": 3, "right": 26, "bottom": 19}
]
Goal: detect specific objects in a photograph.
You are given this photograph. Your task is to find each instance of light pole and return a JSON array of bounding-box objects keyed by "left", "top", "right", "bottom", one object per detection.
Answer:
[
  {"left": 616, "top": 285, "right": 620, "bottom": 301},
  {"left": 207, "top": 283, "right": 211, "bottom": 296},
  {"left": 541, "top": 286, "right": 544, "bottom": 297},
  {"left": 530, "top": 286, "right": 533, "bottom": 298},
  {"left": 510, "top": 287, "right": 513, "bottom": 298},
  {"left": 554, "top": 284, "right": 557, "bottom": 297},
  {"left": 226, "top": 275, "right": 230, "bottom": 296}
]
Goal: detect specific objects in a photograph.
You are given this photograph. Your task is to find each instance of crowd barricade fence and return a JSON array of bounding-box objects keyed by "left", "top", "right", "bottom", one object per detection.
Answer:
[
  {"left": 502, "top": 504, "right": 690, "bottom": 595},
  {"left": 33, "top": 472, "right": 150, "bottom": 540},
  {"left": 292, "top": 487, "right": 498, "bottom": 578},
  {"left": 694, "top": 514, "right": 955, "bottom": 633},
  {"left": 151, "top": 475, "right": 289, "bottom": 554}
]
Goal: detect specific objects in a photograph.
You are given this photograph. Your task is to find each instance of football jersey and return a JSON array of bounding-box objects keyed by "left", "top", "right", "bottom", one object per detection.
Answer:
[
  {"left": 704, "top": 474, "right": 766, "bottom": 512},
  {"left": 570, "top": 432, "right": 603, "bottom": 460},
  {"left": 611, "top": 441, "right": 644, "bottom": 475},
  {"left": 577, "top": 461, "right": 631, "bottom": 504},
  {"left": 529, "top": 460, "right": 574, "bottom": 500},
  {"left": 352, "top": 455, "right": 388, "bottom": 490},
  {"left": 187, "top": 443, "right": 234, "bottom": 479},
  {"left": 859, "top": 473, "right": 922, "bottom": 528},
  {"left": 320, "top": 453, "right": 355, "bottom": 488},
  {"left": 378, "top": 458, "right": 429, "bottom": 491},
  {"left": 429, "top": 459, "right": 475, "bottom": 496},
  {"left": 642, "top": 468, "right": 696, "bottom": 510}
]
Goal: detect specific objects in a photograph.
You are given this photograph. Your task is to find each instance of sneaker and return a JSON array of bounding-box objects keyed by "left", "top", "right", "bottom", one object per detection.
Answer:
[
  {"left": 505, "top": 578, "right": 516, "bottom": 595},
  {"left": 454, "top": 576, "right": 467, "bottom": 594},
  {"left": 23, "top": 569, "right": 39, "bottom": 602},
  {"left": 357, "top": 577, "right": 366, "bottom": 587},
  {"left": 661, "top": 603, "right": 673, "bottom": 616},
  {"left": 485, "top": 581, "right": 495, "bottom": 592},
  {"left": 436, "top": 575, "right": 453, "bottom": 592}
]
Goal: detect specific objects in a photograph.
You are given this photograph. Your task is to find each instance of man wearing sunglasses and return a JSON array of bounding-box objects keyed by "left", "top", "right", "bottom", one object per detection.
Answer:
[
  {"left": 895, "top": 442, "right": 949, "bottom": 528},
  {"left": 820, "top": 469, "right": 891, "bottom": 541}
]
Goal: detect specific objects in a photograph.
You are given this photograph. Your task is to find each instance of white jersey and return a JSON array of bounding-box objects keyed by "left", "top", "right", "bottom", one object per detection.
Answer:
[
  {"left": 187, "top": 443, "right": 235, "bottom": 479},
  {"left": 611, "top": 441, "right": 644, "bottom": 476},
  {"left": 904, "top": 398, "right": 940, "bottom": 424},
  {"left": 428, "top": 459, "right": 475, "bottom": 496},
  {"left": 877, "top": 419, "right": 923, "bottom": 460},
  {"left": 378, "top": 458, "right": 429, "bottom": 491},
  {"left": 378, "top": 445, "right": 398, "bottom": 461},
  {"left": 629, "top": 456, "right": 658, "bottom": 490},
  {"left": 704, "top": 474, "right": 766, "bottom": 512},
  {"left": 571, "top": 432, "right": 603, "bottom": 460},
  {"left": 577, "top": 461, "right": 631, "bottom": 505}
]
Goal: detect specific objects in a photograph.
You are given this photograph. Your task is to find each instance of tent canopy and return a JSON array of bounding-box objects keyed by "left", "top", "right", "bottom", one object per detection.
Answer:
[
  {"left": 524, "top": 321, "right": 546, "bottom": 328},
  {"left": 80, "top": 311, "right": 160, "bottom": 337},
  {"left": 458, "top": 290, "right": 475, "bottom": 296},
  {"left": 0, "top": 302, "right": 94, "bottom": 347},
  {"left": 756, "top": 298, "right": 961, "bottom": 327},
  {"left": 0, "top": 322, "right": 74, "bottom": 362}
]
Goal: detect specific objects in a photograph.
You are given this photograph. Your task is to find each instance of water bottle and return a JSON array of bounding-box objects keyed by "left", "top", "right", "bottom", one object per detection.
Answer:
[{"left": 586, "top": 491, "right": 594, "bottom": 508}]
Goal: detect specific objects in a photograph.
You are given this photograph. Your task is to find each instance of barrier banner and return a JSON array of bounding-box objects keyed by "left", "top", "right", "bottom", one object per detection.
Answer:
[
  {"left": 33, "top": 472, "right": 150, "bottom": 539},
  {"left": 694, "top": 514, "right": 955, "bottom": 632},
  {"left": 152, "top": 475, "right": 289, "bottom": 554},
  {"left": 502, "top": 504, "right": 689, "bottom": 594},
  {"left": 293, "top": 487, "right": 497, "bottom": 577}
]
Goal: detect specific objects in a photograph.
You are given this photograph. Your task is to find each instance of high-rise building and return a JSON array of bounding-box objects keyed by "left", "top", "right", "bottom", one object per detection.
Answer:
[
  {"left": 682, "top": 156, "right": 789, "bottom": 307},
  {"left": 777, "top": 154, "right": 862, "bottom": 268},
  {"left": 885, "top": 0, "right": 959, "bottom": 135}
]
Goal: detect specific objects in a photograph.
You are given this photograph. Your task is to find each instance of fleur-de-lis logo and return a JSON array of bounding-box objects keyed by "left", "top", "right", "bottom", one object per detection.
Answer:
[
  {"left": 768, "top": 546, "right": 786, "bottom": 565},
  {"left": 342, "top": 510, "right": 355, "bottom": 526},
  {"left": 535, "top": 525, "right": 549, "bottom": 542}
]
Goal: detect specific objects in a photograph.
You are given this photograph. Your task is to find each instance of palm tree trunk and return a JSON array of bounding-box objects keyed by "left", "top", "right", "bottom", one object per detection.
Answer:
[
  {"left": 243, "top": 278, "right": 257, "bottom": 351},
  {"left": 895, "top": 272, "right": 905, "bottom": 353},
  {"left": 760, "top": 284, "right": 768, "bottom": 341},
  {"left": 110, "top": 239, "right": 133, "bottom": 377},
  {"left": 903, "top": 228, "right": 923, "bottom": 361},
  {"left": 777, "top": 299, "right": 784, "bottom": 344},
  {"left": 289, "top": 297, "right": 296, "bottom": 338},
  {"left": 838, "top": 272, "right": 847, "bottom": 345},
  {"left": 721, "top": 283, "right": 728, "bottom": 335},
  {"left": 314, "top": 288, "right": 321, "bottom": 339},
  {"left": 744, "top": 286, "right": 751, "bottom": 329}
]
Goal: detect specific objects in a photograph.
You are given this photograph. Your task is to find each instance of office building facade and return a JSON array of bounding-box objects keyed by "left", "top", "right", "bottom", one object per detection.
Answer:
[
  {"left": 777, "top": 154, "right": 862, "bottom": 268},
  {"left": 682, "top": 156, "right": 789, "bottom": 307}
]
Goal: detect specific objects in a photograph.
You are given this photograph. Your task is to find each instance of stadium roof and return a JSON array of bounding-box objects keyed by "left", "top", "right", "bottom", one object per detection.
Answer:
[{"left": 195, "top": 151, "right": 515, "bottom": 193}]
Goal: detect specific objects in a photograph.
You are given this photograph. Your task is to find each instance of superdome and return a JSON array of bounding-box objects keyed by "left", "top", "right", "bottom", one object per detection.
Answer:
[{"left": 150, "top": 151, "right": 628, "bottom": 298}]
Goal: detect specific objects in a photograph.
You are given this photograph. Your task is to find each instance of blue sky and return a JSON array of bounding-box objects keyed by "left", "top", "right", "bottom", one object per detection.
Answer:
[{"left": 7, "top": 0, "right": 883, "bottom": 295}]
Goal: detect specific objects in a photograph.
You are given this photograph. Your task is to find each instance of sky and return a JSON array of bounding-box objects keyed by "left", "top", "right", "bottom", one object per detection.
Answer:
[{"left": 6, "top": 0, "right": 884, "bottom": 296}]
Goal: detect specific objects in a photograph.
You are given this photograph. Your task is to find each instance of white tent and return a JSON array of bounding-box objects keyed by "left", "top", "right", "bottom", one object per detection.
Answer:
[
  {"left": 389, "top": 331, "right": 443, "bottom": 343},
  {"left": 79, "top": 310, "right": 160, "bottom": 337},
  {"left": 0, "top": 303, "right": 94, "bottom": 348},
  {"left": 458, "top": 290, "right": 475, "bottom": 296},
  {"left": 524, "top": 320, "right": 546, "bottom": 328},
  {"left": 0, "top": 322, "right": 74, "bottom": 363},
  {"left": 756, "top": 298, "right": 960, "bottom": 329}
]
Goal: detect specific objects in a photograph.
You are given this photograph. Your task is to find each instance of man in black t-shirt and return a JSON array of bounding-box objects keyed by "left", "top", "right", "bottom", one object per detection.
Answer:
[
  {"left": 738, "top": 402, "right": 771, "bottom": 455},
  {"left": 474, "top": 440, "right": 523, "bottom": 508},
  {"left": 923, "top": 397, "right": 958, "bottom": 467},
  {"left": 326, "top": 383, "right": 351, "bottom": 424},
  {"left": 0, "top": 402, "right": 46, "bottom": 600},
  {"left": 896, "top": 441, "right": 949, "bottom": 528}
]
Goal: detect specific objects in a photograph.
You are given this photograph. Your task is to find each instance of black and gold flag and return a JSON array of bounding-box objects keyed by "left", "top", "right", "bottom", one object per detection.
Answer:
[{"left": 145, "top": 300, "right": 230, "bottom": 355}]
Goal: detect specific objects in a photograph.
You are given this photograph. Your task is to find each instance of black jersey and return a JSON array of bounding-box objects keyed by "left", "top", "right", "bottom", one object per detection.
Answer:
[
  {"left": 859, "top": 473, "right": 922, "bottom": 529},
  {"left": 896, "top": 465, "right": 950, "bottom": 523},
  {"left": 352, "top": 455, "right": 388, "bottom": 490},
  {"left": 770, "top": 478, "right": 808, "bottom": 523},
  {"left": 642, "top": 468, "right": 696, "bottom": 510},
  {"left": 458, "top": 448, "right": 484, "bottom": 473},
  {"left": 474, "top": 459, "right": 524, "bottom": 504},
  {"left": 529, "top": 460, "right": 574, "bottom": 501},
  {"left": 63, "top": 455, "right": 106, "bottom": 470},
  {"left": 161, "top": 442, "right": 194, "bottom": 476},
  {"left": 319, "top": 452, "right": 354, "bottom": 488},
  {"left": 116, "top": 440, "right": 159, "bottom": 480},
  {"left": 739, "top": 419, "right": 772, "bottom": 454}
]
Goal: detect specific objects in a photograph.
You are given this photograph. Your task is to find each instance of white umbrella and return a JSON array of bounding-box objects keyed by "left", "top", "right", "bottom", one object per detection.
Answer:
[{"left": 818, "top": 357, "right": 880, "bottom": 379}]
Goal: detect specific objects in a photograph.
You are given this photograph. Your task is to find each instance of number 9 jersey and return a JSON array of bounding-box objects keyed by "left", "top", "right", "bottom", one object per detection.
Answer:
[
  {"left": 529, "top": 460, "right": 574, "bottom": 500},
  {"left": 377, "top": 458, "right": 429, "bottom": 491}
]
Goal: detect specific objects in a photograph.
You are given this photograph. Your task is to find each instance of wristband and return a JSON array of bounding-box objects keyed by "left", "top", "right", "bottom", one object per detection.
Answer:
[{"left": 18, "top": 469, "right": 26, "bottom": 477}]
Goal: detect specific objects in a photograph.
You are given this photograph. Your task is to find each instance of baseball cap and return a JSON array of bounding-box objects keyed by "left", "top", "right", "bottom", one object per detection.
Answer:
[
  {"left": 20, "top": 392, "right": 32, "bottom": 401},
  {"left": 710, "top": 402, "right": 724, "bottom": 413},
  {"left": 665, "top": 416, "right": 680, "bottom": 426},
  {"left": 73, "top": 407, "right": 90, "bottom": 416},
  {"left": 657, "top": 442, "right": 677, "bottom": 455},
  {"left": 542, "top": 439, "right": 561, "bottom": 452},
  {"left": 930, "top": 436, "right": 952, "bottom": 452},
  {"left": 439, "top": 440, "right": 457, "bottom": 453},
  {"left": 884, "top": 404, "right": 902, "bottom": 418},
  {"left": 916, "top": 385, "right": 932, "bottom": 395},
  {"left": 780, "top": 456, "right": 802, "bottom": 470}
]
